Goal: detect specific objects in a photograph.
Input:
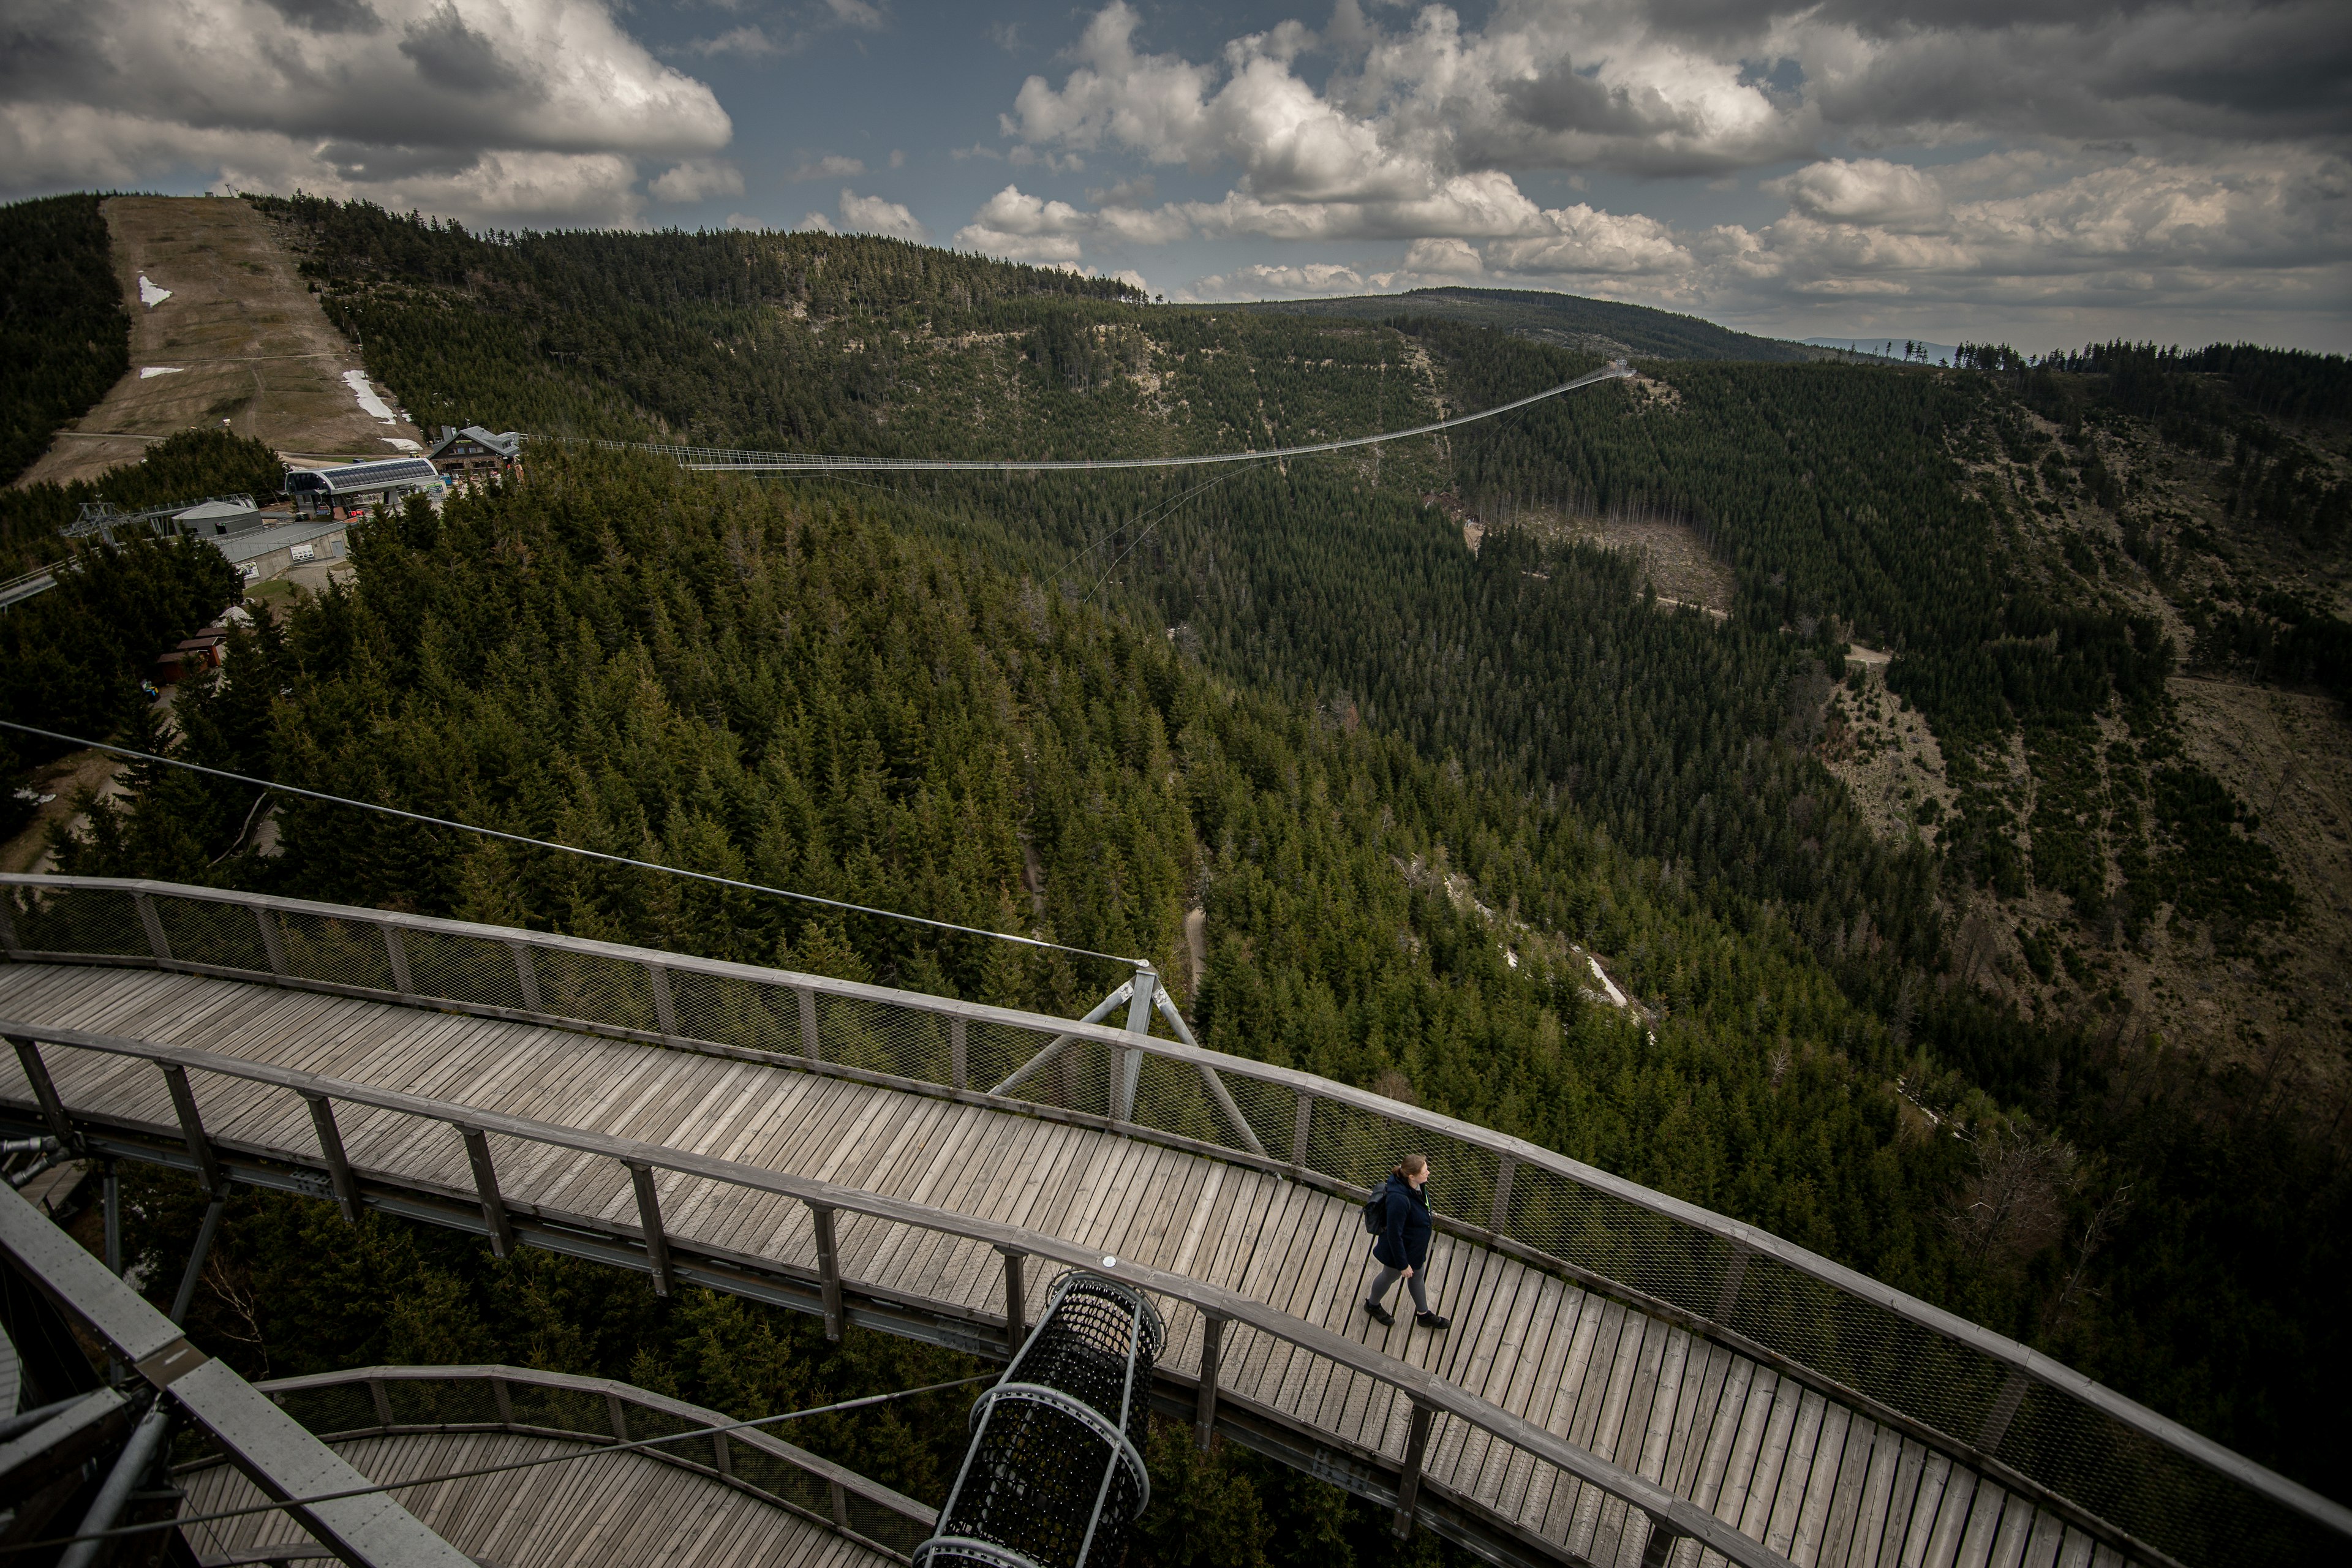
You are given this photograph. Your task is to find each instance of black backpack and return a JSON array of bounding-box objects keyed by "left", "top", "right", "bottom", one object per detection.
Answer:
[{"left": 1362, "top": 1185, "right": 1387, "bottom": 1235}]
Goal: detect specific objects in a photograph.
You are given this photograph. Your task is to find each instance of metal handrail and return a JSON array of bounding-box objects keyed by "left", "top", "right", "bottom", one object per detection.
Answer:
[
  {"left": 2, "top": 1017, "right": 1786, "bottom": 1568},
  {"left": 2, "top": 873, "right": 2344, "bottom": 1566},
  {"left": 185, "top": 1363, "right": 935, "bottom": 1561}
]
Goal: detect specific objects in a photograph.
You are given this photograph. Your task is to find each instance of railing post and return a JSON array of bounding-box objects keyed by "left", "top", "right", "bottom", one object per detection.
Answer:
[
  {"left": 1113, "top": 965, "right": 1156, "bottom": 1123},
  {"left": 797, "top": 987, "right": 821, "bottom": 1060},
  {"left": 460, "top": 1126, "right": 516, "bottom": 1257},
  {"left": 1978, "top": 1367, "right": 2032, "bottom": 1455},
  {"left": 711, "top": 1430, "right": 733, "bottom": 1477},
  {"left": 9, "top": 1036, "right": 77, "bottom": 1147},
  {"left": 949, "top": 1017, "right": 967, "bottom": 1092},
  {"left": 647, "top": 963, "right": 677, "bottom": 1035},
  {"left": 510, "top": 943, "right": 542, "bottom": 1011},
  {"left": 1195, "top": 1313, "right": 1225, "bottom": 1451},
  {"left": 491, "top": 1376, "right": 514, "bottom": 1428},
  {"left": 1714, "top": 1241, "right": 1751, "bottom": 1325},
  {"left": 809, "top": 1203, "right": 844, "bottom": 1340},
  {"left": 304, "top": 1093, "right": 361, "bottom": 1224},
  {"left": 828, "top": 1477, "right": 852, "bottom": 1531},
  {"left": 627, "top": 1161, "right": 673, "bottom": 1296},
  {"left": 0, "top": 889, "right": 18, "bottom": 957},
  {"left": 383, "top": 924, "right": 412, "bottom": 994},
  {"left": 606, "top": 1392, "right": 629, "bottom": 1442},
  {"left": 999, "top": 1246, "right": 1027, "bottom": 1355},
  {"left": 133, "top": 892, "right": 171, "bottom": 962},
  {"left": 1393, "top": 1399, "right": 1435, "bottom": 1539},
  {"left": 369, "top": 1378, "right": 394, "bottom": 1430},
  {"left": 1489, "top": 1155, "right": 1516, "bottom": 1234},
  {"left": 1638, "top": 1514, "right": 1684, "bottom": 1568},
  {"left": 159, "top": 1063, "right": 225, "bottom": 1196},
  {"left": 1291, "top": 1090, "right": 1314, "bottom": 1169},
  {"left": 253, "top": 907, "right": 288, "bottom": 976}
]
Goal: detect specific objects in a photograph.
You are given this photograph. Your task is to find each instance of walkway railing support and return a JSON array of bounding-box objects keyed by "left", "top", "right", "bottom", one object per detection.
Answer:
[
  {"left": 8, "top": 1036, "right": 76, "bottom": 1148},
  {"left": 1114, "top": 965, "right": 1157, "bottom": 1122},
  {"left": 304, "top": 1094, "right": 361, "bottom": 1224},
  {"left": 1639, "top": 1517, "right": 1684, "bottom": 1568},
  {"left": 809, "top": 1203, "right": 844, "bottom": 1340},
  {"left": 1393, "top": 1399, "right": 1435, "bottom": 1540},
  {"left": 459, "top": 1127, "right": 515, "bottom": 1257},
  {"left": 160, "top": 1063, "right": 225, "bottom": 1196},
  {"left": 998, "top": 1247, "right": 1026, "bottom": 1356},
  {"left": 627, "top": 1161, "right": 673, "bottom": 1296},
  {"left": 1195, "top": 1313, "right": 1225, "bottom": 1451}
]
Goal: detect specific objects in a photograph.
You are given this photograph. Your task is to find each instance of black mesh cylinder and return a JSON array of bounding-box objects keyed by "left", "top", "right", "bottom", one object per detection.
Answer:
[{"left": 916, "top": 1272, "right": 1166, "bottom": 1568}]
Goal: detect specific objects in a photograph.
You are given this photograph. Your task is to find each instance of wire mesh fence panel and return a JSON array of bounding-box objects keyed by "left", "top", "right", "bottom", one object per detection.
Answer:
[
  {"left": 615, "top": 1397, "right": 720, "bottom": 1472},
  {"left": 153, "top": 894, "right": 270, "bottom": 973},
  {"left": 1723, "top": 1253, "right": 1996, "bottom": 1453},
  {"left": 275, "top": 1382, "right": 379, "bottom": 1438},
  {"left": 846, "top": 1490, "right": 932, "bottom": 1556},
  {"left": 6, "top": 886, "right": 146, "bottom": 957},
  {"left": 727, "top": 1442, "right": 835, "bottom": 1517},
  {"left": 274, "top": 911, "right": 396, "bottom": 993},
  {"left": 1503, "top": 1166, "right": 1732, "bottom": 1317},
  {"left": 530, "top": 948, "right": 657, "bottom": 1033},
  {"left": 815, "top": 993, "right": 954, "bottom": 1082},
  {"left": 1128, "top": 1054, "right": 1236, "bottom": 1149},
  {"left": 383, "top": 1377, "right": 500, "bottom": 1428},
  {"left": 398, "top": 930, "right": 529, "bottom": 1012},
  {"left": 669, "top": 970, "right": 804, "bottom": 1055},
  {"left": 506, "top": 1380, "right": 614, "bottom": 1439},
  {"left": 1303, "top": 1093, "right": 1500, "bottom": 1220},
  {"left": 1997, "top": 1380, "right": 2325, "bottom": 1568},
  {"left": 962, "top": 1018, "right": 1066, "bottom": 1096},
  {"left": 999, "top": 1036, "right": 1115, "bottom": 1120},
  {"left": 1218, "top": 1072, "right": 1303, "bottom": 1164}
]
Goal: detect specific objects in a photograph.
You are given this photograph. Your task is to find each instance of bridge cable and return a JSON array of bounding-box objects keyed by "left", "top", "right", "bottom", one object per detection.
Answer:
[
  {"left": 0, "top": 720, "right": 1141, "bottom": 968},
  {"left": 552, "top": 361, "right": 1633, "bottom": 473},
  {"left": 2, "top": 1373, "right": 1000, "bottom": 1557}
]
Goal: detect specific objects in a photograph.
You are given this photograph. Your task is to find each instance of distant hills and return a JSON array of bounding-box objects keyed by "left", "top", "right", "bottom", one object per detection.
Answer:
[{"left": 1241, "top": 285, "right": 1817, "bottom": 363}]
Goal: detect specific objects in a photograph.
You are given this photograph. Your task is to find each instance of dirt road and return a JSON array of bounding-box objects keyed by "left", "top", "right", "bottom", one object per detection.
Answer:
[{"left": 14, "top": 196, "right": 421, "bottom": 487}]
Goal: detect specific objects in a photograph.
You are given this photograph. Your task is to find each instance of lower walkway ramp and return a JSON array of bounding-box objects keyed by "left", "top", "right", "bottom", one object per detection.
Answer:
[{"left": 177, "top": 1365, "right": 926, "bottom": 1568}]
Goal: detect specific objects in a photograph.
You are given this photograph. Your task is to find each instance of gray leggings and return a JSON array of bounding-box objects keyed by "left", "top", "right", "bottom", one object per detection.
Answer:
[{"left": 1366, "top": 1261, "right": 1431, "bottom": 1314}]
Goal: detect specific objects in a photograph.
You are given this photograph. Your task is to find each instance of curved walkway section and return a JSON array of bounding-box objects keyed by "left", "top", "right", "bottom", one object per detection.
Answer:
[
  {"left": 178, "top": 1365, "right": 922, "bottom": 1567},
  {"left": 0, "top": 876, "right": 2339, "bottom": 1568}
]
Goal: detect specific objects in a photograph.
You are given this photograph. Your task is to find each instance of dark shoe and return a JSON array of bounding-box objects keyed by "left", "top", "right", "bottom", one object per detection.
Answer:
[
  {"left": 1415, "top": 1311, "right": 1451, "bottom": 1331},
  {"left": 1363, "top": 1300, "right": 1395, "bottom": 1326}
]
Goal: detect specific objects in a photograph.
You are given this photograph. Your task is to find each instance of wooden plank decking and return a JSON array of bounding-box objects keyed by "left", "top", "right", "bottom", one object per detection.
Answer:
[
  {"left": 178, "top": 1430, "right": 892, "bottom": 1568},
  {"left": 0, "top": 965, "right": 2129, "bottom": 1568}
]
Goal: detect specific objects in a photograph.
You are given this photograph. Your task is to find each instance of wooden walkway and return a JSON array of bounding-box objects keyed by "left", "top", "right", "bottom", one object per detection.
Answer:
[
  {"left": 0, "top": 964, "right": 2130, "bottom": 1568},
  {"left": 178, "top": 1430, "right": 891, "bottom": 1568}
]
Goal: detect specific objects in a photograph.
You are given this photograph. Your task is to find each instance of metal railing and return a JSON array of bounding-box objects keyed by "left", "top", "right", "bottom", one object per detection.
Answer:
[
  {"left": 5, "top": 1018, "right": 1784, "bottom": 1568},
  {"left": 2, "top": 873, "right": 2344, "bottom": 1568},
  {"left": 174, "top": 1364, "right": 937, "bottom": 1564}
]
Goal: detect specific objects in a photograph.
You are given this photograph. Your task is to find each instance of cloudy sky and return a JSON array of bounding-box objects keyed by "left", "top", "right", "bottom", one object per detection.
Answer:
[{"left": 5, "top": 0, "right": 2346, "bottom": 349}]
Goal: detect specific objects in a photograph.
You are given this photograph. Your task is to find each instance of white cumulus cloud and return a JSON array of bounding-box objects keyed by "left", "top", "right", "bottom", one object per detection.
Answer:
[
  {"left": 836, "top": 189, "right": 929, "bottom": 241},
  {"left": 0, "top": 0, "right": 730, "bottom": 226}
]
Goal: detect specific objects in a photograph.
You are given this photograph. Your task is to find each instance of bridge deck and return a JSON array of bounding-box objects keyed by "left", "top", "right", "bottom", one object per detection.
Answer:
[
  {"left": 179, "top": 1430, "right": 892, "bottom": 1568},
  {"left": 0, "top": 964, "right": 2124, "bottom": 1568}
]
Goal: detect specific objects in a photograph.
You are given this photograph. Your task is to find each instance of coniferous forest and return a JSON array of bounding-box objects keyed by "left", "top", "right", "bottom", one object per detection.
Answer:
[{"left": 5, "top": 194, "right": 2350, "bottom": 1563}]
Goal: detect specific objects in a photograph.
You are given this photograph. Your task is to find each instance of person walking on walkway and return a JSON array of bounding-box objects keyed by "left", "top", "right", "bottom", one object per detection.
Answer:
[{"left": 1363, "top": 1153, "right": 1450, "bottom": 1330}]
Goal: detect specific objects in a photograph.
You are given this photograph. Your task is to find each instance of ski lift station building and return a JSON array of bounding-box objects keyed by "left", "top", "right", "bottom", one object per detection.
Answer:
[{"left": 285, "top": 455, "right": 443, "bottom": 519}]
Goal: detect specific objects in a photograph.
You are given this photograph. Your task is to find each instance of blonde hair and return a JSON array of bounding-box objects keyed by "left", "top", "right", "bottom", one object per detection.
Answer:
[{"left": 1394, "top": 1153, "right": 1428, "bottom": 1178}]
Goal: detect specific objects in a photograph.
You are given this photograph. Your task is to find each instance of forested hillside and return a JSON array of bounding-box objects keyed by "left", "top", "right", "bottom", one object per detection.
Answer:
[
  {"left": 0, "top": 193, "right": 128, "bottom": 487},
  {"left": 1250, "top": 285, "right": 1815, "bottom": 363},
  {"left": 18, "top": 197, "right": 2350, "bottom": 1525}
]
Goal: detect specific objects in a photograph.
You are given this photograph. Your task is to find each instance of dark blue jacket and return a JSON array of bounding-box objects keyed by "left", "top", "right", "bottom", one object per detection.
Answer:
[{"left": 1372, "top": 1173, "right": 1432, "bottom": 1270}]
